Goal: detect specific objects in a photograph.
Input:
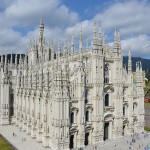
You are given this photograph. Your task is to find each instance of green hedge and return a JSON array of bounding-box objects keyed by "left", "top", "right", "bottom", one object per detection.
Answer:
[{"left": 144, "top": 103, "right": 150, "bottom": 106}]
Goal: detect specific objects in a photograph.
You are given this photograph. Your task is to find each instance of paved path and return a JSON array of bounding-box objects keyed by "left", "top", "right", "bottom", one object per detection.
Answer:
[
  {"left": 1, "top": 105, "right": 150, "bottom": 150},
  {"left": 94, "top": 132, "right": 150, "bottom": 150},
  {"left": 1, "top": 124, "right": 150, "bottom": 150},
  {"left": 0, "top": 125, "right": 48, "bottom": 150}
]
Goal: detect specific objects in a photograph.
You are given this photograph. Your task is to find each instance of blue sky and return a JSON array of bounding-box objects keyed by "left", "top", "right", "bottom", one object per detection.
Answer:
[
  {"left": 0, "top": 0, "right": 150, "bottom": 58},
  {"left": 62, "top": 0, "right": 125, "bottom": 20}
]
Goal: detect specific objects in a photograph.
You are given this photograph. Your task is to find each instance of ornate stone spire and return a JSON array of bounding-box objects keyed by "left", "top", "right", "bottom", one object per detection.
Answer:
[
  {"left": 128, "top": 47, "right": 132, "bottom": 73},
  {"left": 103, "top": 33, "right": 106, "bottom": 44},
  {"left": 24, "top": 55, "right": 27, "bottom": 69},
  {"left": 136, "top": 61, "right": 143, "bottom": 83},
  {"left": 51, "top": 39, "right": 54, "bottom": 61},
  {"left": 10, "top": 53, "right": 13, "bottom": 65},
  {"left": 79, "top": 27, "right": 83, "bottom": 53},
  {"left": 63, "top": 40, "right": 67, "bottom": 57},
  {"left": 139, "top": 61, "right": 142, "bottom": 72},
  {"left": 92, "top": 21, "right": 97, "bottom": 50},
  {"left": 98, "top": 22, "right": 103, "bottom": 49},
  {"left": 19, "top": 54, "right": 22, "bottom": 70},
  {"left": 117, "top": 29, "right": 121, "bottom": 55},
  {"left": 71, "top": 34, "right": 75, "bottom": 54},
  {"left": 136, "top": 61, "right": 139, "bottom": 72},
  {"left": 114, "top": 27, "right": 118, "bottom": 53},
  {"left": 39, "top": 17, "right": 44, "bottom": 46},
  {"left": 15, "top": 54, "right": 17, "bottom": 66},
  {"left": 19, "top": 54, "right": 22, "bottom": 64},
  {"left": 5, "top": 54, "right": 7, "bottom": 65},
  {"left": 4, "top": 54, "right": 7, "bottom": 74},
  {"left": 1, "top": 55, "right": 3, "bottom": 64},
  {"left": 58, "top": 40, "right": 61, "bottom": 58},
  {"left": 22, "top": 56, "right": 24, "bottom": 69}
]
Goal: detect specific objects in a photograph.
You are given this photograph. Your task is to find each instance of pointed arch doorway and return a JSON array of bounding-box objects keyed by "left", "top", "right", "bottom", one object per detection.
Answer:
[
  {"left": 104, "top": 122, "right": 109, "bottom": 141},
  {"left": 69, "top": 135, "right": 74, "bottom": 149},
  {"left": 103, "top": 113, "right": 114, "bottom": 141}
]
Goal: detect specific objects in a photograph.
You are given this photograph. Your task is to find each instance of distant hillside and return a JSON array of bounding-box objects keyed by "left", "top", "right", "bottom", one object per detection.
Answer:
[{"left": 123, "top": 56, "right": 150, "bottom": 79}]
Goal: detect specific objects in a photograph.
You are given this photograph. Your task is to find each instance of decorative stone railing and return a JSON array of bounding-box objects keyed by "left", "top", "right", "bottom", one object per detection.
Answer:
[
  {"left": 85, "top": 121, "right": 92, "bottom": 127},
  {"left": 123, "top": 115, "right": 129, "bottom": 124},
  {"left": 104, "top": 106, "right": 115, "bottom": 112},
  {"left": 123, "top": 100, "right": 128, "bottom": 106},
  {"left": 85, "top": 102, "right": 93, "bottom": 110},
  {"left": 70, "top": 123, "right": 78, "bottom": 128}
]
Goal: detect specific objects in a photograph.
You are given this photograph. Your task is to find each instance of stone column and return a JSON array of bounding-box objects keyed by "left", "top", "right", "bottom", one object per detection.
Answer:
[
  {"left": 31, "top": 96, "right": 36, "bottom": 138},
  {"left": 22, "top": 93, "right": 27, "bottom": 131},
  {"left": 15, "top": 93, "right": 19, "bottom": 126},
  {"left": 42, "top": 99, "right": 49, "bottom": 147},
  {"left": 36, "top": 97, "right": 42, "bottom": 142},
  {"left": 19, "top": 93, "right": 23, "bottom": 128},
  {"left": 109, "top": 121, "right": 112, "bottom": 140},
  {"left": 26, "top": 95, "right": 31, "bottom": 134}
]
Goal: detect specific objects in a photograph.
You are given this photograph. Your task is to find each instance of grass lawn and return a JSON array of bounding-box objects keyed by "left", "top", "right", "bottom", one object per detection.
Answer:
[
  {"left": 145, "top": 103, "right": 150, "bottom": 107},
  {"left": 0, "top": 136, "right": 14, "bottom": 150}
]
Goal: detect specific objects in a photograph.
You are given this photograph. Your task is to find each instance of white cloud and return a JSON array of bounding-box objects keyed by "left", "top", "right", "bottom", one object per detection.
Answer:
[
  {"left": 0, "top": 0, "right": 79, "bottom": 29},
  {"left": 121, "top": 34, "right": 150, "bottom": 57},
  {"left": 0, "top": 28, "right": 21, "bottom": 46},
  {"left": 0, "top": 0, "right": 150, "bottom": 58},
  {"left": 94, "top": 0, "right": 150, "bottom": 36},
  {"left": 63, "top": 0, "right": 150, "bottom": 57},
  {"left": 0, "top": 0, "right": 79, "bottom": 54}
]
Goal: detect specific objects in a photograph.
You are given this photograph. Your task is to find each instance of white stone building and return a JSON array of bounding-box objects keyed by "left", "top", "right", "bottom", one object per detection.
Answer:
[{"left": 0, "top": 18, "right": 145, "bottom": 150}]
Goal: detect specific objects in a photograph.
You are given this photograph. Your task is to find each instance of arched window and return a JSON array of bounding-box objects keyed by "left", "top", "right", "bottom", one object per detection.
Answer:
[
  {"left": 50, "top": 103, "right": 52, "bottom": 112},
  {"left": 133, "top": 103, "right": 137, "bottom": 113},
  {"left": 85, "top": 89, "right": 88, "bottom": 103},
  {"left": 84, "top": 132, "right": 89, "bottom": 146},
  {"left": 104, "top": 65, "right": 109, "bottom": 83},
  {"left": 10, "top": 93, "right": 14, "bottom": 116},
  {"left": 123, "top": 107, "right": 125, "bottom": 116},
  {"left": 105, "top": 94, "right": 109, "bottom": 106},
  {"left": 86, "top": 111, "right": 89, "bottom": 122},
  {"left": 70, "top": 135, "right": 74, "bottom": 149},
  {"left": 85, "top": 89, "right": 90, "bottom": 104},
  {"left": 104, "top": 64, "right": 111, "bottom": 84},
  {"left": 70, "top": 112, "right": 74, "bottom": 124}
]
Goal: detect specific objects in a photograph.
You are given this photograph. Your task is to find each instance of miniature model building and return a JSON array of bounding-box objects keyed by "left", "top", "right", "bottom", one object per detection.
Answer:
[{"left": 0, "top": 18, "right": 145, "bottom": 150}]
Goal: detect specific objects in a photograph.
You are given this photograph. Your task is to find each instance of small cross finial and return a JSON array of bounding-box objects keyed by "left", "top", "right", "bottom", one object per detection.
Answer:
[
  {"left": 72, "top": 33, "right": 74, "bottom": 44},
  {"left": 86, "top": 38, "right": 89, "bottom": 50},
  {"left": 93, "top": 21, "right": 97, "bottom": 35},
  {"left": 99, "top": 21, "right": 102, "bottom": 31},
  {"left": 80, "top": 26, "right": 82, "bottom": 41},
  {"left": 114, "top": 26, "right": 117, "bottom": 36},
  {"left": 40, "top": 16, "right": 44, "bottom": 25},
  {"left": 128, "top": 46, "right": 131, "bottom": 56}
]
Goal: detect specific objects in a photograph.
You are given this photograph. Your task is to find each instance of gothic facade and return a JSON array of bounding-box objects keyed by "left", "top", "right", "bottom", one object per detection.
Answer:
[{"left": 0, "top": 18, "right": 145, "bottom": 150}]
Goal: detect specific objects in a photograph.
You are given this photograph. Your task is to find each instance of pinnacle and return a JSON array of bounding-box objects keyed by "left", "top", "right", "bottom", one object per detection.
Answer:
[{"left": 40, "top": 16, "right": 44, "bottom": 26}]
